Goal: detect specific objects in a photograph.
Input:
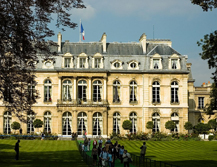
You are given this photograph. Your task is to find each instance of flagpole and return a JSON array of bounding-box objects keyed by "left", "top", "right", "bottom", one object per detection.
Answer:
[{"left": 79, "top": 19, "right": 81, "bottom": 42}]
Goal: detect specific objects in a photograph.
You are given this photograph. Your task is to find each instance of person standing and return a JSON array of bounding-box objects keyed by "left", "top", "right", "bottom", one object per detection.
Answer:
[
  {"left": 98, "top": 137, "right": 103, "bottom": 146},
  {"left": 119, "top": 146, "right": 124, "bottom": 163},
  {"left": 93, "top": 138, "right": 98, "bottom": 147},
  {"left": 91, "top": 145, "right": 98, "bottom": 166},
  {"left": 108, "top": 150, "right": 114, "bottom": 167},
  {"left": 100, "top": 147, "right": 108, "bottom": 167},
  {"left": 98, "top": 144, "right": 103, "bottom": 166},
  {"left": 88, "top": 138, "right": 91, "bottom": 151},
  {"left": 140, "top": 142, "right": 147, "bottom": 164},
  {"left": 14, "top": 140, "right": 20, "bottom": 160},
  {"left": 84, "top": 137, "right": 88, "bottom": 152},
  {"left": 19, "top": 128, "right": 22, "bottom": 135},
  {"left": 122, "top": 150, "right": 131, "bottom": 167}
]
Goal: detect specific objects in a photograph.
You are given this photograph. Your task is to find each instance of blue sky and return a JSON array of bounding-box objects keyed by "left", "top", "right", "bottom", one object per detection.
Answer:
[{"left": 48, "top": 0, "right": 217, "bottom": 86}]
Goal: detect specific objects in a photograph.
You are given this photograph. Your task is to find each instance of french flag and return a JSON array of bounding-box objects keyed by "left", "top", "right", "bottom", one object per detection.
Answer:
[{"left": 81, "top": 23, "right": 85, "bottom": 40}]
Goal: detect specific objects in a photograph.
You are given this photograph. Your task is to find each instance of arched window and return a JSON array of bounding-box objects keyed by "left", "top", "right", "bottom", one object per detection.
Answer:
[
  {"left": 62, "top": 112, "right": 72, "bottom": 135},
  {"left": 93, "top": 112, "right": 103, "bottom": 135},
  {"left": 93, "top": 80, "right": 102, "bottom": 102},
  {"left": 44, "top": 79, "right": 52, "bottom": 102},
  {"left": 77, "top": 112, "right": 87, "bottom": 135},
  {"left": 62, "top": 80, "right": 72, "bottom": 101},
  {"left": 171, "top": 112, "right": 179, "bottom": 133},
  {"left": 129, "top": 81, "right": 137, "bottom": 103},
  {"left": 113, "top": 81, "right": 120, "bottom": 103},
  {"left": 44, "top": 111, "right": 51, "bottom": 133},
  {"left": 152, "top": 81, "right": 160, "bottom": 103},
  {"left": 4, "top": 111, "right": 12, "bottom": 134},
  {"left": 171, "top": 81, "right": 179, "bottom": 103},
  {"left": 27, "top": 111, "right": 35, "bottom": 134},
  {"left": 78, "top": 80, "right": 87, "bottom": 103},
  {"left": 130, "top": 112, "right": 137, "bottom": 133},
  {"left": 113, "top": 112, "right": 120, "bottom": 134},
  {"left": 28, "top": 81, "right": 36, "bottom": 102},
  {"left": 152, "top": 112, "right": 160, "bottom": 132}
]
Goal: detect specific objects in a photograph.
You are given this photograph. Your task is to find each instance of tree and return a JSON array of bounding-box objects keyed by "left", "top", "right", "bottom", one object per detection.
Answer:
[
  {"left": 191, "top": 0, "right": 217, "bottom": 11},
  {"left": 165, "top": 121, "right": 176, "bottom": 132},
  {"left": 208, "top": 119, "right": 217, "bottom": 132},
  {"left": 146, "top": 121, "right": 154, "bottom": 130},
  {"left": 11, "top": 121, "right": 20, "bottom": 133},
  {"left": 0, "top": 0, "right": 85, "bottom": 121},
  {"left": 184, "top": 122, "right": 193, "bottom": 131},
  {"left": 193, "top": 123, "right": 210, "bottom": 138},
  {"left": 33, "top": 119, "right": 43, "bottom": 132},
  {"left": 122, "top": 120, "right": 132, "bottom": 132}
]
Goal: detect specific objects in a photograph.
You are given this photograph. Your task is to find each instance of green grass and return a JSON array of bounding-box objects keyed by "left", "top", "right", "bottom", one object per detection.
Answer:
[
  {"left": 116, "top": 140, "right": 217, "bottom": 167},
  {"left": 0, "top": 140, "right": 88, "bottom": 167}
]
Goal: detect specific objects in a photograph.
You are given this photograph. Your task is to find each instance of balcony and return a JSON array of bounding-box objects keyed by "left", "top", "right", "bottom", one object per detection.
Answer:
[{"left": 57, "top": 99, "right": 108, "bottom": 107}]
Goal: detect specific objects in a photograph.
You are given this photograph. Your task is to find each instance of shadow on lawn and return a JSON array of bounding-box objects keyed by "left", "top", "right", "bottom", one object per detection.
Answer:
[
  {"left": 0, "top": 149, "right": 87, "bottom": 167},
  {"left": 0, "top": 144, "right": 15, "bottom": 150},
  {"left": 165, "top": 160, "right": 217, "bottom": 167}
]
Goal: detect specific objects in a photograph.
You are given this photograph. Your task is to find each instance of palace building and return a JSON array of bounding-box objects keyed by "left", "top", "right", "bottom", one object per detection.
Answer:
[{"left": 0, "top": 32, "right": 216, "bottom": 137}]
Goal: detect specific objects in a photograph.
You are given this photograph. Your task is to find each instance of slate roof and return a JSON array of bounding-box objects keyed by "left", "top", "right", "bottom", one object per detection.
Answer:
[{"left": 147, "top": 44, "right": 181, "bottom": 55}]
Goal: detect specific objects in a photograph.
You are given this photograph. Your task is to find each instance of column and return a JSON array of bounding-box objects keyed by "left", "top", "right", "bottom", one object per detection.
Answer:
[
  {"left": 104, "top": 77, "right": 107, "bottom": 100},
  {"left": 72, "top": 110, "right": 77, "bottom": 133},
  {"left": 103, "top": 110, "right": 108, "bottom": 136},
  {"left": 88, "top": 111, "right": 93, "bottom": 135},
  {"left": 57, "top": 110, "right": 62, "bottom": 135},
  {"left": 0, "top": 114, "right": 3, "bottom": 134},
  {"left": 89, "top": 78, "right": 91, "bottom": 100},
  {"left": 58, "top": 77, "right": 61, "bottom": 100},
  {"left": 73, "top": 77, "right": 77, "bottom": 100}
]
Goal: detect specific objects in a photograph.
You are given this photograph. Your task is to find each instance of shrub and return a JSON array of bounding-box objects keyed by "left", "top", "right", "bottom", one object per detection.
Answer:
[
  {"left": 146, "top": 121, "right": 154, "bottom": 130},
  {"left": 193, "top": 123, "right": 210, "bottom": 135},
  {"left": 122, "top": 120, "right": 132, "bottom": 131},
  {"left": 184, "top": 122, "right": 193, "bottom": 131},
  {"left": 33, "top": 119, "right": 43, "bottom": 129},
  {"left": 151, "top": 132, "right": 167, "bottom": 140},
  {"left": 208, "top": 135, "right": 215, "bottom": 141},
  {"left": 165, "top": 121, "right": 176, "bottom": 132},
  {"left": 11, "top": 122, "right": 20, "bottom": 133}
]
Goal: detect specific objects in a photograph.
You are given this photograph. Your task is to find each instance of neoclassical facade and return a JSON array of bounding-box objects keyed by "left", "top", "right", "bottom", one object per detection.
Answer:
[{"left": 0, "top": 33, "right": 216, "bottom": 137}]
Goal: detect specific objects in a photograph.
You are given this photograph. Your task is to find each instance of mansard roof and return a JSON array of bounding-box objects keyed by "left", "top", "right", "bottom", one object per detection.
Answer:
[{"left": 147, "top": 44, "right": 181, "bottom": 56}]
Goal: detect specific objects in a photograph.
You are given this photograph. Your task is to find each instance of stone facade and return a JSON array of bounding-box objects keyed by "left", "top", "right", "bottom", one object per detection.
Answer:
[{"left": 0, "top": 33, "right": 216, "bottom": 137}]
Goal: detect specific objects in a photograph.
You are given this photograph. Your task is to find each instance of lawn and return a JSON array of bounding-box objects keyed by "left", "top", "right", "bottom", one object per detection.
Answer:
[
  {"left": 0, "top": 140, "right": 88, "bottom": 167},
  {"left": 116, "top": 140, "right": 217, "bottom": 167}
]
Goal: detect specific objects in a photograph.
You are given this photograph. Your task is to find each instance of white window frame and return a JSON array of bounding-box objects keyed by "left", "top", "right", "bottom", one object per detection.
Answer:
[
  {"left": 113, "top": 80, "right": 121, "bottom": 103},
  {"left": 129, "top": 81, "right": 137, "bottom": 103},
  {"left": 198, "top": 97, "right": 204, "bottom": 109},
  {"left": 62, "top": 80, "right": 72, "bottom": 101},
  {"left": 92, "top": 53, "right": 103, "bottom": 69},
  {"left": 77, "top": 112, "right": 87, "bottom": 135},
  {"left": 78, "top": 80, "right": 87, "bottom": 103},
  {"left": 171, "top": 112, "right": 179, "bottom": 133},
  {"left": 150, "top": 54, "right": 162, "bottom": 69},
  {"left": 152, "top": 112, "right": 160, "bottom": 132},
  {"left": 130, "top": 112, "right": 137, "bottom": 133},
  {"left": 113, "top": 112, "right": 120, "bottom": 134},
  {"left": 4, "top": 111, "right": 12, "bottom": 134},
  {"left": 93, "top": 112, "right": 103, "bottom": 136},
  {"left": 111, "top": 60, "right": 123, "bottom": 69},
  {"left": 27, "top": 111, "right": 35, "bottom": 134},
  {"left": 77, "top": 53, "right": 88, "bottom": 69},
  {"left": 152, "top": 81, "right": 160, "bottom": 103},
  {"left": 169, "top": 54, "right": 180, "bottom": 70},
  {"left": 44, "top": 111, "right": 52, "bottom": 133},
  {"left": 93, "top": 80, "right": 102, "bottom": 102},
  {"left": 171, "top": 81, "right": 179, "bottom": 103},
  {"left": 128, "top": 60, "right": 139, "bottom": 70},
  {"left": 62, "top": 53, "right": 73, "bottom": 68},
  {"left": 44, "top": 79, "right": 52, "bottom": 102},
  {"left": 42, "top": 60, "right": 54, "bottom": 69},
  {"left": 62, "top": 112, "right": 72, "bottom": 135}
]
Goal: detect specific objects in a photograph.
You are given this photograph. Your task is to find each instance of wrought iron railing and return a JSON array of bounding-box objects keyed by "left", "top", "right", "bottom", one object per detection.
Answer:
[{"left": 57, "top": 99, "right": 108, "bottom": 107}]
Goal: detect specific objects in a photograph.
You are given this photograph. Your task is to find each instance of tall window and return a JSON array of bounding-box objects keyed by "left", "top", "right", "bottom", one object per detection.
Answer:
[
  {"left": 171, "top": 112, "right": 179, "bottom": 133},
  {"left": 27, "top": 111, "right": 35, "bottom": 134},
  {"left": 152, "top": 81, "right": 160, "bottom": 103},
  {"left": 62, "top": 80, "right": 72, "bottom": 101},
  {"left": 4, "top": 111, "right": 12, "bottom": 134},
  {"left": 44, "top": 79, "right": 52, "bottom": 102},
  {"left": 3, "top": 85, "right": 13, "bottom": 103},
  {"left": 129, "top": 81, "right": 137, "bottom": 103},
  {"left": 28, "top": 82, "right": 36, "bottom": 102},
  {"left": 171, "top": 59, "right": 178, "bottom": 69},
  {"left": 78, "top": 80, "right": 87, "bottom": 103},
  {"left": 198, "top": 97, "right": 204, "bottom": 109},
  {"left": 80, "top": 58, "right": 86, "bottom": 68},
  {"left": 153, "top": 59, "right": 159, "bottom": 69},
  {"left": 130, "top": 112, "right": 137, "bottom": 133},
  {"left": 113, "top": 112, "right": 120, "bottom": 134},
  {"left": 93, "top": 80, "right": 102, "bottom": 102},
  {"left": 77, "top": 112, "right": 87, "bottom": 135},
  {"left": 93, "top": 112, "right": 103, "bottom": 135},
  {"left": 62, "top": 112, "right": 72, "bottom": 135},
  {"left": 171, "top": 81, "right": 179, "bottom": 103},
  {"left": 113, "top": 81, "right": 120, "bottom": 103},
  {"left": 95, "top": 58, "right": 101, "bottom": 68},
  {"left": 64, "top": 58, "right": 71, "bottom": 68},
  {"left": 44, "top": 111, "right": 51, "bottom": 133},
  {"left": 152, "top": 112, "right": 160, "bottom": 132}
]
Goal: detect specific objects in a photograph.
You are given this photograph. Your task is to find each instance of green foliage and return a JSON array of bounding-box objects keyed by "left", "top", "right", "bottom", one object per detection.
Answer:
[
  {"left": 208, "top": 135, "right": 215, "bottom": 141},
  {"left": 184, "top": 122, "right": 193, "bottom": 131},
  {"left": 33, "top": 119, "right": 43, "bottom": 128},
  {"left": 165, "top": 121, "right": 176, "bottom": 131},
  {"left": 191, "top": 0, "right": 217, "bottom": 11},
  {"left": 151, "top": 132, "right": 167, "bottom": 141},
  {"left": 208, "top": 119, "right": 217, "bottom": 131},
  {"left": 11, "top": 121, "right": 20, "bottom": 130},
  {"left": 122, "top": 120, "right": 132, "bottom": 130},
  {"left": 146, "top": 121, "right": 154, "bottom": 130},
  {"left": 193, "top": 123, "right": 210, "bottom": 134}
]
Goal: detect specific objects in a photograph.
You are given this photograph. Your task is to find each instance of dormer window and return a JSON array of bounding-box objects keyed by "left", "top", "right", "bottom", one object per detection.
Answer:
[
  {"left": 80, "top": 58, "right": 86, "bottom": 68},
  {"left": 111, "top": 60, "right": 123, "bottom": 69},
  {"left": 169, "top": 54, "right": 180, "bottom": 69},
  {"left": 64, "top": 58, "right": 71, "bottom": 68},
  {"left": 77, "top": 53, "right": 88, "bottom": 69},
  {"left": 128, "top": 60, "right": 139, "bottom": 70},
  {"left": 150, "top": 54, "right": 162, "bottom": 69},
  {"left": 130, "top": 62, "right": 137, "bottom": 68},
  {"left": 114, "top": 62, "right": 120, "bottom": 68},
  {"left": 171, "top": 59, "right": 177, "bottom": 69},
  {"left": 92, "top": 53, "right": 103, "bottom": 69},
  {"left": 43, "top": 60, "right": 54, "bottom": 69}
]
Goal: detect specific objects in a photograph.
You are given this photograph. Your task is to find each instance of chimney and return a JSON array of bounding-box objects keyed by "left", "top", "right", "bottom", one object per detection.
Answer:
[
  {"left": 57, "top": 32, "right": 62, "bottom": 53},
  {"left": 202, "top": 82, "right": 206, "bottom": 87},
  {"left": 139, "top": 33, "right": 147, "bottom": 54},
  {"left": 101, "top": 33, "right": 107, "bottom": 53}
]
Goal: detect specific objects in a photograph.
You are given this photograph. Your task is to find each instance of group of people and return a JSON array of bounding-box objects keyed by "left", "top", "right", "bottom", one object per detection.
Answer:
[{"left": 80, "top": 138, "right": 132, "bottom": 167}]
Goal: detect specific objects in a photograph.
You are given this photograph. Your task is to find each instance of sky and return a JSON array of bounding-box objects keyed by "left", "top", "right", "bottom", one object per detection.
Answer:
[{"left": 48, "top": 0, "right": 217, "bottom": 86}]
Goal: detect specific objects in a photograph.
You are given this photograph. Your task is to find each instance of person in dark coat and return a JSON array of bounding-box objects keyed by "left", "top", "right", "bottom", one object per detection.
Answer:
[
  {"left": 14, "top": 140, "right": 20, "bottom": 160},
  {"left": 19, "top": 128, "right": 22, "bottom": 135}
]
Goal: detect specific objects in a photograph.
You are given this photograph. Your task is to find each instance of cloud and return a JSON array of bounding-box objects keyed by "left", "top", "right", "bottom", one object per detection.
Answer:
[
  {"left": 70, "top": 3, "right": 96, "bottom": 20},
  {"left": 87, "top": 0, "right": 201, "bottom": 19}
]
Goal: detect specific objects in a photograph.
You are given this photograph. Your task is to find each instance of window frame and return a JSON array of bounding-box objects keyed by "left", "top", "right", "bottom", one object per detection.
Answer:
[
  {"left": 171, "top": 81, "right": 179, "bottom": 104},
  {"left": 152, "top": 81, "right": 160, "bottom": 103},
  {"left": 113, "top": 80, "right": 121, "bottom": 103},
  {"left": 44, "top": 79, "right": 52, "bottom": 102},
  {"left": 129, "top": 81, "right": 137, "bottom": 103},
  {"left": 92, "top": 80, "right": 102, "bottom": 102}
]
